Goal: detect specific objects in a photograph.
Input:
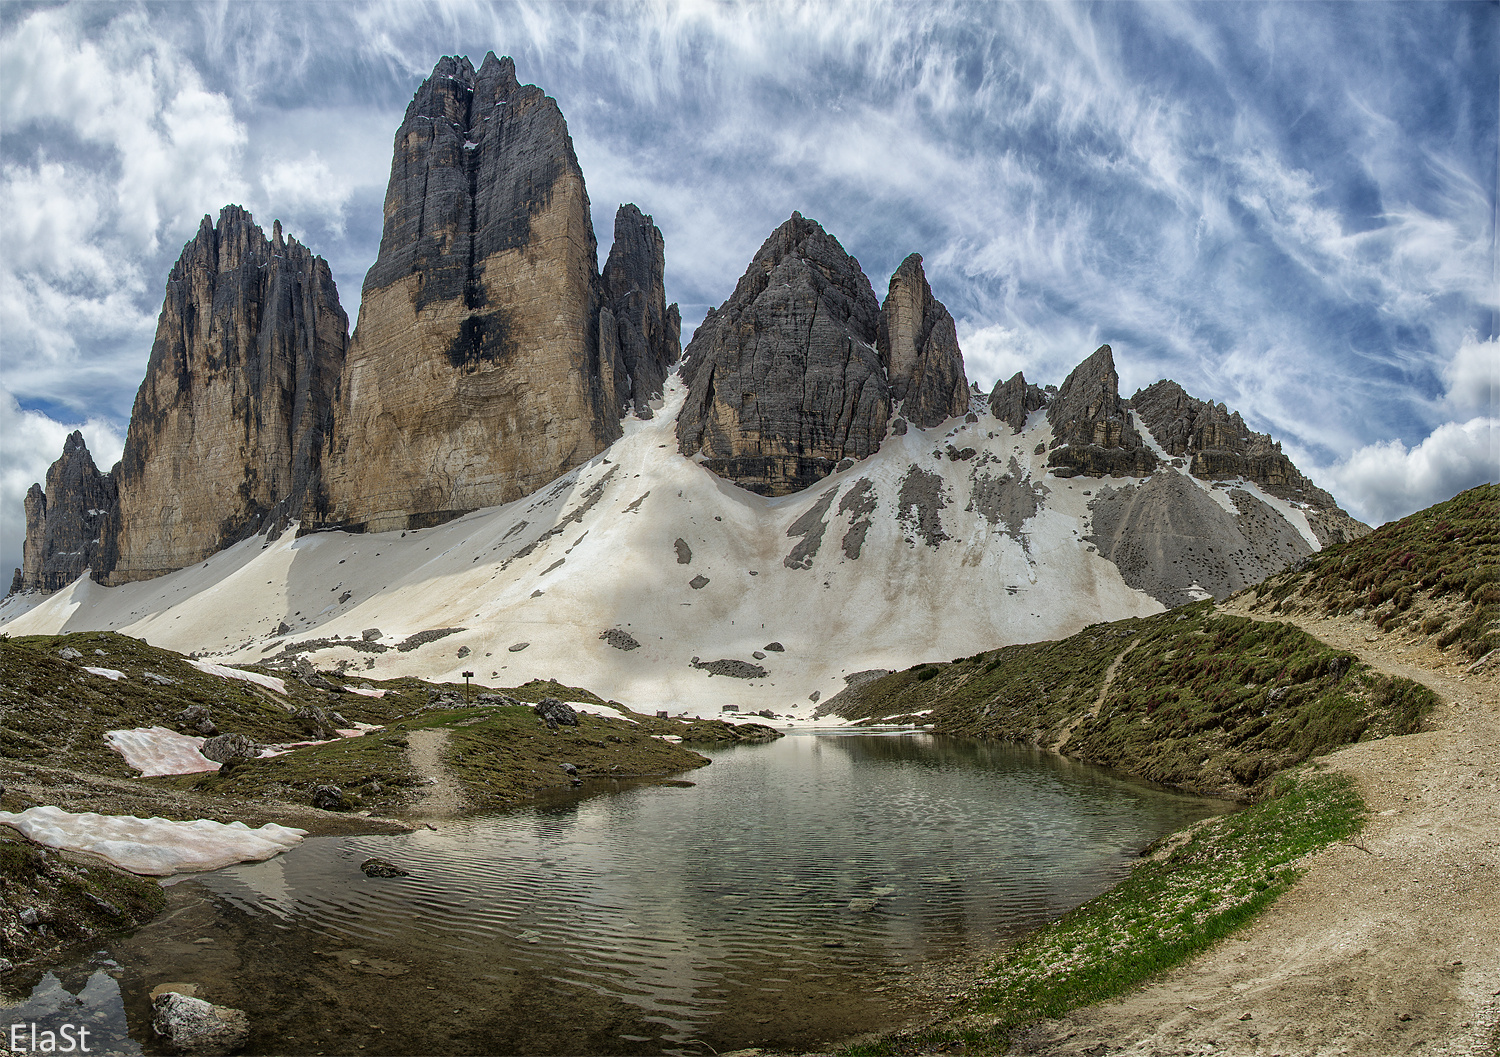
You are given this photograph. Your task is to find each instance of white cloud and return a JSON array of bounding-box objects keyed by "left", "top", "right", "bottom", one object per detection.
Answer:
[
  {"left": 0, "top": 7, "right": 247, "bottom": 413},
  {"left": 0, "top": 390, "right": 126, "bottom": 582},
  {"left": 1324, "top": 417, "right": 1498, "bottom": 526},
  {"left": 1443, "top": 336, "right": 1500, "bottom": 417},
  {"left": 259, "top": 151, "right": 354, "bottom": 235}
]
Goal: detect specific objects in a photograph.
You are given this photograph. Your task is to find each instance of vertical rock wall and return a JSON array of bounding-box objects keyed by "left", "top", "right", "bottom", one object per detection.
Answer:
[
  {"left": 601, "top": 204, "right": 681, "bottom": 417},
  {"left": 318, "top": 53, "right": 623, "bottom": 533},
  {"left": 877, "top": 253, "right": 969, "bottom": 428},
  {"left": 104, "top": 207, "right": 347, "bottom": 584},
  {"left": 676, "top": 213, "right": 889, "bottom": 496},
  {"left": 11, "top": 433, "right": 117, "bottom": 593}
]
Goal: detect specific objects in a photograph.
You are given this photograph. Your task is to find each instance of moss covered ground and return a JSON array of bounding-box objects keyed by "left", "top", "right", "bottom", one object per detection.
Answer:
[
  {"left": 1252, "top": 482, "right": 1498, "bottom": 659},
  {"left": 826, "top": 600, "right": 1433, "bottom": 799}
]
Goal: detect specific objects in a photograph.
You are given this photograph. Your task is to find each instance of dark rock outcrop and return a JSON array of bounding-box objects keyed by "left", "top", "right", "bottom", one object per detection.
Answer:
[
  {"left": 601, "top": 204, "right": 681, "bottom": 416},
  {"left": 13, "top": 432, "right": 118, "bottom": 593},
  {"left": 318, "top": 53, "right": 622, "bottom": 534},
  {"left": 151, "top": 992, "right": 249, "bottom": 1055},
  {"left": 1046, "top": 345, "right": 1157, "bottom": 478},
  {"left": 677, "top": 213, "right": 888, "bottom": 495},
  {"left": 877, "top": 253, "right": 968, "bottom": 428},
  {"left": 1131, "top": 379, "right": 1368, "bottom": 543},
  {"left": 104, "top": 206, "right": 347, "bottom": 584},
  {"left": 988, "top": 371, "right": 1049, "bottom": 433}
]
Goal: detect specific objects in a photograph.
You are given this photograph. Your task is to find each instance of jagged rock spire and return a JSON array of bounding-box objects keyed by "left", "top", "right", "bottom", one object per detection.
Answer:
[
  {"left": 1045, "top": 344, "right": 1157, "bottom": 478},
  {"left": 877, "top": 253, "right": 969, "bottom": 428}
]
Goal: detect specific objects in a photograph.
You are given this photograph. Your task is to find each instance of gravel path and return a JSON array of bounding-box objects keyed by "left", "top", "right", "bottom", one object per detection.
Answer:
[
  {"left": 404, "top": 728, "right": 465, "bottom": 819},
  {"left": 1009, "top": 604, "right": 1500, "bottom": 1057}
]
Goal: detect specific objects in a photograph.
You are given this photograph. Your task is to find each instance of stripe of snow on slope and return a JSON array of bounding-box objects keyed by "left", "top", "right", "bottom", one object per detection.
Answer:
[
  {"left": 188, "top": 659, "right": 286, "bottom": 694},
  {"left": 83, "top": 666, "right": 124, "bottom": 680},
  {"left": 0, "top": 806, "right": 304, "bottom": 875},
  {"left": 104, "top": 727, "right": 219, "bottom": 776}
]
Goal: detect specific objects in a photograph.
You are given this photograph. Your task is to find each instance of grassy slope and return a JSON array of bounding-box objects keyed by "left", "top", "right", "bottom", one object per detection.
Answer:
[
  {"left": 827, "top": 601, "right": 1433, "bottom": 799},
  {"left": 1250, "top": 482, "right": 1499, "bottom": 659}
]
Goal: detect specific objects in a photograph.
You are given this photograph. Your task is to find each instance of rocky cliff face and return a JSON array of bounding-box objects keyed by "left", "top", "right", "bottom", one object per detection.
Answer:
[
  {"left": 676, "top": 213, "right": 889, "bottom": 495},
  {"left": 876, "top": 254, "right": 968, "bottom": 428},
  {"left": 104, "top": 206, "right": 347, "bottom": 584},
  {"left": 10, "top": 432, "right": 118, "bottom": 594},
  {"left": 318, "top": 53, "right": 622, "bottom": 533},
  {"left": 988, "top": 370, "right": 1049, "bottom": 433},
  {"left": 1045, "top": 344, "right": 1157, "bottom": 478},
  {"left": 601, "top": 204, "right": 681, "bottom": 417},
  {"left": 1131, "top": 379, "right": 1367, "bottom": 545}
]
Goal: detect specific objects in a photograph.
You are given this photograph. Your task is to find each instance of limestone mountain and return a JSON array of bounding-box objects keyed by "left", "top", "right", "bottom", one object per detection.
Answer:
[
  {"left": 877, "top": 253, "right": 969, "bottom": 429},
  {"left": 601, "top": 204, "right": 682, "bottom": 418},
  {"left": 1045, "top": 344, "right": 1157, "bottom": 478},
  {"left": 988, "top": 371, "right": 1050, "bottom": 433},
  {"left": 11, "top": 432, "right": 116, "bottom": 595},
  {"left": 676, "top": 214, "right": 975, "bottom": 496},
  {"left": 676, "top": 212, "right": 891, "bottom": 495},
  {"left": 316, "top": 53, "right": 645, "bottom": 534},
  {"left": 105, "top": 205, "right": 348, "bottom": 584},
  {"left": 1131, "top": 379, "right": 1364, "bottom": 545}
]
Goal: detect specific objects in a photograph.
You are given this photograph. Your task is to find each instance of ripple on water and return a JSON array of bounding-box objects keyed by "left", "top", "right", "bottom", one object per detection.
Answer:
[{"left": 21, "top": 734, "right": 1227, "bottom": 1055}]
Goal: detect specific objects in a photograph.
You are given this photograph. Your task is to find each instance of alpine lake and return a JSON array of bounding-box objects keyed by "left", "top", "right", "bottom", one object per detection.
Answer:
[{"left": 8, "top": 730, "right": 1229, "bottom": 1055}]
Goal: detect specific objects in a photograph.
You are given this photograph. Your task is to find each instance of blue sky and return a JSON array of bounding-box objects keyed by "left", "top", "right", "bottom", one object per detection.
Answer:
[{"left": 2, "top": 1, "right": 1496, "bottom": 577}]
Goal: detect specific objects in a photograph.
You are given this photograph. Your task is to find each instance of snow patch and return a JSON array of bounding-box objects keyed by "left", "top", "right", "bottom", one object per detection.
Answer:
[
  {"left": 187, "top": 660, "right": 287, "bottom": 694},
  {"left": 342, "top": 686, "right": 387, "bottom": 697},
  {"left": 82, "top": 666, "right": 124, "bottom": 681},
  {"left": 0, "top": 806, "right": 306, "bottom": 876},
  {"left": 568, "top": 700, "right": 638, "bottom": 723},
  {"left": 105, "top": 727, "right": 220, "bottom": 776}
]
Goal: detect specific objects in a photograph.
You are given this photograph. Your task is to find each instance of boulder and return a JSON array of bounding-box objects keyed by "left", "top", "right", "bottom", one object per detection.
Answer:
[
  {"left": 293, "top": 706, "right": 336, "bottom": 740},
  {"left": 151, "top": 991, "right": 249, "bottom": 1055},
  {"left": 176, "top": 706, "right": 218, "bottom": 737},
  {"left": 310, "top": 785, "right": 345, "bottom": 811},
  {"left": 199, "top": 733, "right": 258, "bottom": 764},
  {"left": 533, "top": 698, "right": 579, "bottom": 728},
  {"left": 360, "top": 857, "right": 409, "bottom": 878}
]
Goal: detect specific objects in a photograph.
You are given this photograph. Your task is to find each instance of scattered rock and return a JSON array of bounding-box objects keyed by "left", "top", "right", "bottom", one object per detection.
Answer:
[
  {"left": 763, "top": 642, "right": 785, "bottom": 652},
  {"left": 753, "top": 651, "right": 766, "bottom": 660},
  {"left": 691, "top": 658, "right": 769, "bottom": 679},
  {"left": 534, "top": 698, "right": 579, "bottom": 728},
  {"left": 293, "top": 705, "right": 337, "bottom": 740},
  {"left": 689, "top": 574, "right": 711, "bottom": 589},
  {"left": 361, "top": 628, "right": 382, "bottom": 642},
  {"left": 674, "top": 538, "right": 692, "bottom": 564},
  {"left": 560, "top": 762, "right": 578, "bottom": 776},
  {"left": 57, "top": 646, "right": 82, "bottom": 661},
  {"left": 199, "top": 733, "right": 259, "bottom": 764},
  {"left": 360, "top": 857, "right": 409, "bottom": 878},
  {"left": 176, "top": 705, "right": 218, "bottom": 737},
  {"left": 809, "top": 690, "right": 821, "bottom": 703},
  {"left": 142, "top": 670, "right": 176, "bottom": 686},
  {"left": 456, "top": 645, "right": 471, "bottom": 658},
  {"left": 508, "top": 642, "right": 529, "bottom": 652},
  {"left": 600, "top": 628, "right": 642, "bottom": 651},
  {"left": 891, "top": 418, "right": 908, "bottom": 436},
  {"left": 310, "top": 785, "right": 345, "bottom": 811},
  {"left": 151, "top": 991, "right": 250, "bottom": 1055},
  {"left": 19, "top": 907, "right": 40, "bottom": 926}
]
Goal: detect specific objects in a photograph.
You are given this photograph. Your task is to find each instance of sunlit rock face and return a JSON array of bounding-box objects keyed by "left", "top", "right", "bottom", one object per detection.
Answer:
[
  {"left": 105, "top": 206, "right": 347, "bottom": 584},
  {"left": 676, "top": 212, "right": 890, "bottom": 496},
  {"left": 877, "top": 253, "right": 969, "bottom": 429},
  {"left": 316, "top": 53, "right": 624, "bottom": 534}
]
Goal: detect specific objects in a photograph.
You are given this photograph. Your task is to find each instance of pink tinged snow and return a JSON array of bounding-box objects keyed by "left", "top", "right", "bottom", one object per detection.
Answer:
[
  {"left": 0, "top": 806, "right": 306, "bottom": 875},
  {"left": 186, "top": 659, "right": 287, "bottom": 694},
  {"left": 105, "top": 726, "right": 220, "bottom": 776}
]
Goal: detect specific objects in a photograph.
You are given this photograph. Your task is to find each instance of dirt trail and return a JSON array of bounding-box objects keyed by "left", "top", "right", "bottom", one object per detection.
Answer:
[
  {"left": 1010, "top": 603, "right": 1500, "bottom": 1057},
  {"left": 404, "top": 729, "right": 464, "bottom": 819},
  {"left": 1055, "top": 639, "right": 1138, "bottom": 753}
]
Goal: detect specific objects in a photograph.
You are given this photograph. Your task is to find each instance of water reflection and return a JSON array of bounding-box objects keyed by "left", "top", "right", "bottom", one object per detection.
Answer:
[{"left": 10, "top": 733, "right": 1226, "bottom": 1055}]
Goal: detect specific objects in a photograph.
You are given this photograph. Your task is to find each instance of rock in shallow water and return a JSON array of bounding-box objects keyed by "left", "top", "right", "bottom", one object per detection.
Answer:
[
  {"left": 360, "top": 857, "right": 409, "bottom": 878},
  {"left": 151, "top": 991, "right": 249, "bottom": 1055}
]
